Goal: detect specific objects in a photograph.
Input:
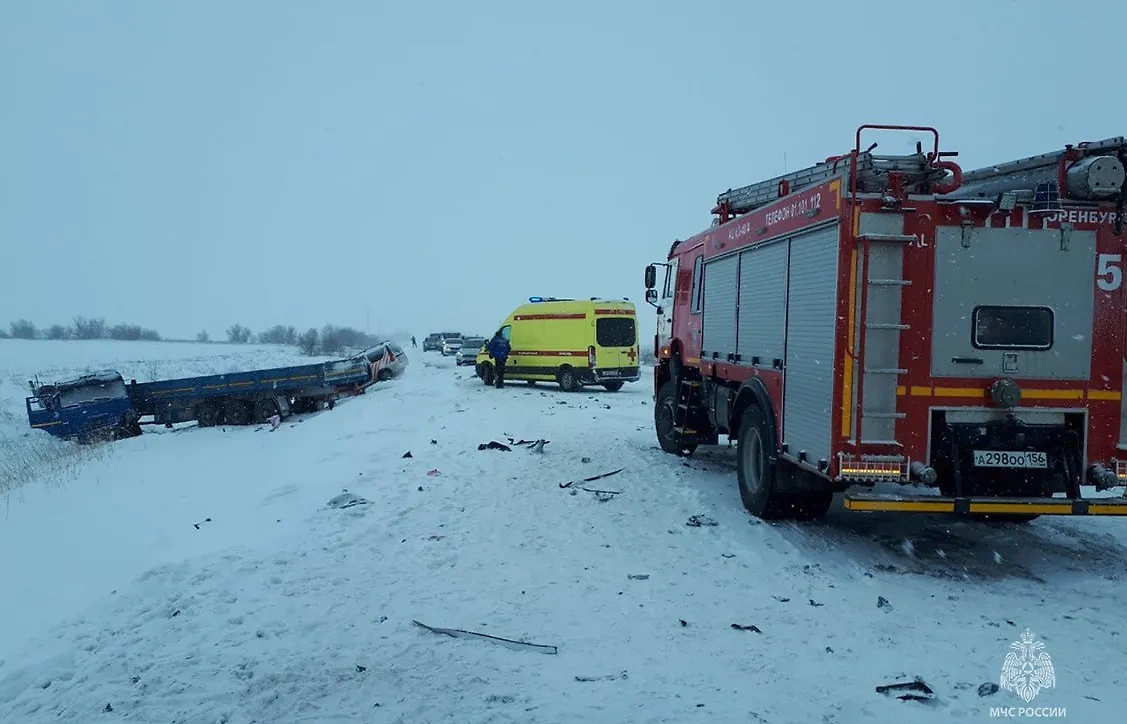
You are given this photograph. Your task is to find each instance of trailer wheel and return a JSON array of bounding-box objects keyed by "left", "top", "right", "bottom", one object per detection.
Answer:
[
  {"left": 736, "top": 404, "right": 791, "bottom": 520},
  {"left": 223, "top": 399, "right": 252, "bottom": 425},
  {"left": 253, "top": 398, "right": 279, "bottom": 424},
  {"left": 558, "top": 366, "right": 581, "bottom": 392},
  {"left": 196, "top": 402, "right": 221, "bottom": 427},
  {"left": 654, "top": 380, "right": 697, "bottom": 456}
]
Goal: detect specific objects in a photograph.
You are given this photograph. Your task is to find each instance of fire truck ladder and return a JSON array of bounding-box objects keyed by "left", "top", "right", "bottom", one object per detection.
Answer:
[
  {"left": 714, "top": 149, "right": 953, "bottom": 217},
  {"left": 940, "top": 136, "right": 1126, "bottom": 204}
]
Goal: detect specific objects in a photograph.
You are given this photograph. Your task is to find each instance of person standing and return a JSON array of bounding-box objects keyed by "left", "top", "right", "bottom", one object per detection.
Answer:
[
  {"left": 487, "top": 331, "right": 511, "bottom": 388},
  {"left": 411, "top": 335, "right": 417, "bottom": 348}
]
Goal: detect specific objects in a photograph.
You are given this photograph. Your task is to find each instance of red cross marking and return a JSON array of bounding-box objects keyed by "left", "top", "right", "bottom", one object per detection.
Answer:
[{"left": 627, "top": 347, "right": 637, "bottom": 362}]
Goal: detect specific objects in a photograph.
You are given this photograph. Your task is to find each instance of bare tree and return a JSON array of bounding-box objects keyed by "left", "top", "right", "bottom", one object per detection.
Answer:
[{"left": 9, "top": 319, "right": 36, "bottom": 339}]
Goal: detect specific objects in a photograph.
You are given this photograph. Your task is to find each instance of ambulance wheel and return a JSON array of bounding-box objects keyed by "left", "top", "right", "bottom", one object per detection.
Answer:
[
  {"left": 736, "top": 404, "right": 791, "bottom": 520},
  {"left": 655, "top": 380, "right": 696, "bottom": 456},
  {"left": 558, "top": 366, "right": 581, "bottom": 392},
  {"left": 526, "top": 380, "right": 536, "bottom": 386},
  {"left": 478, "top": 363, "right": 495, "bottom": 385},
  {"left": 602, "top": 381, "right": 624, "bottom": 392}
]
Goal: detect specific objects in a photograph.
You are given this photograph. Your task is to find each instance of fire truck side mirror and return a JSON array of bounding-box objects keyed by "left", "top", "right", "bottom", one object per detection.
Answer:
[
  {"left": 645, "top": 289, "right": 658, "bottom": 305},
  {"left": 644, "top": 265, "right": 657, "bottom": 290}
]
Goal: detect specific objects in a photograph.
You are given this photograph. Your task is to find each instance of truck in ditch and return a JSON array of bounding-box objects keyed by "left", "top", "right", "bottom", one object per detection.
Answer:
[
  {"left": 26, "top": 358, "right": 372, "bottom": 443},
  {"left": 643, "top": 124, "right": 1127, "bottom": 521}
]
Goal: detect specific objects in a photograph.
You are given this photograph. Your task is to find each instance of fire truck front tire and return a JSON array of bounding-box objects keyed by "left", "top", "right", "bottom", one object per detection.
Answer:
[
  {"left": 655, "top": 380, "right": 697, "bottom": 456},
  {"left": 737, "top": 404, "right": 796, "bottom": 520}
]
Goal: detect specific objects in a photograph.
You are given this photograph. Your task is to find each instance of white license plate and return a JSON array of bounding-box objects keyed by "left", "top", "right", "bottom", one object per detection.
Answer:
[{"left": 972, "top": 450, "right": 1049, "bottom": 469}]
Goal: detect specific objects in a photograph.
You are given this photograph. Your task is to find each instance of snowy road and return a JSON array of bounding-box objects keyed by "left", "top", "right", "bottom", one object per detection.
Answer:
[{"left": 1, "top": 347, "right": 1124, "bottom": 723}]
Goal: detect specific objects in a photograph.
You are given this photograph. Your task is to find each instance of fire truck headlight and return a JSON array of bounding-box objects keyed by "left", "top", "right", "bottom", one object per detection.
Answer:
[{"left": 989, "top": 378, "right": 1022, "bottom": 408}]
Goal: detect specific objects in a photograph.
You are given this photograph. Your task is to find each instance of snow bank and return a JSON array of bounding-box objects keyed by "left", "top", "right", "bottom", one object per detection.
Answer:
[{"left": 0, "top": 349, "right": 1123, "bottom": 722}]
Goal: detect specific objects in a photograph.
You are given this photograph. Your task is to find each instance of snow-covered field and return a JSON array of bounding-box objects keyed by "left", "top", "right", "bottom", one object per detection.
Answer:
[{"left": 0, "top": 341, "right": 1124, "bottom": 723}]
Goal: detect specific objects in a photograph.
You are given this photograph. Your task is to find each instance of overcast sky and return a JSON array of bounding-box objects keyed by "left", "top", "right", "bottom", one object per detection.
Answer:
[{"left": 2, "top": 0, "right": 1125, "bottom": 342}]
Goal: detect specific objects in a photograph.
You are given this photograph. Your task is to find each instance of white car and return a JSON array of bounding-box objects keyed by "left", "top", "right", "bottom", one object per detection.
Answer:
[
  {"left": 456, "top": 337, "right": 486, "bottom": 365},
  {"left": 441, "top": 337, "right": 463, "bottom": 356}
]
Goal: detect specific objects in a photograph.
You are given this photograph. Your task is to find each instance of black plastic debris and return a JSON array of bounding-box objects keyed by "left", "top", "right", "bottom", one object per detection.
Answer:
[
  {"left": 877, "top": 596, "right": 892, "bottom": 609},
  {"left": 730, "top": 623, "right": 762, "bottom": 633},
  {"left": 560, "top": 468, "right": 623, "bottom": 489},
  {"left": 402, "top": 451, "right": 413, "bottom": 458},
  {"left": 327, "top": 492, "right": 370, "bottom": 509},
  {"left": 478, "top": 441, "right": 512, "bottom": 452},
  {"left": 978, "top": 682, "right": 999, "bottom": 697},
  {"left": 193, "top": 517, "right": 212, "bottom": 530},
  {"left": 876, "top": 678, "right": 934, "bottom": 702},
  {"left": 412, "top": 620, "right": 558, "bottom": 654},
  {"left": 686, "top": 514, "right": 718, "bottom": 527}
]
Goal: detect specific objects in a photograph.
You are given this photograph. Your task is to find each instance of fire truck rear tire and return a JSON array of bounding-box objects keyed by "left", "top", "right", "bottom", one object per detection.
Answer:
[{"left": 736, "top": 404, "right": 791, "bottom": 520}]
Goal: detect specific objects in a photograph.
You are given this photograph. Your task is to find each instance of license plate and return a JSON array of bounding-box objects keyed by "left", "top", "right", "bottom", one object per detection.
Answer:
[{"left": 972, "top": 450, "right": 1049, "bottom": 469}]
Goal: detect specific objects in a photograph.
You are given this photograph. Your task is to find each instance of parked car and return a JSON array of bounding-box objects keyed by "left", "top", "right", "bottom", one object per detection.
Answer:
[
  {"left": 456, "top": 337, "right": 486, "bottom": 365},
  {"left": 441, "top": 336, "right": 463, "bottom": 356},
  {"left": 422, "top": 333, "right": 442, "bottom": 351},
  {"left": 354, "top": 340, "right": 409, "bottom": 382}
]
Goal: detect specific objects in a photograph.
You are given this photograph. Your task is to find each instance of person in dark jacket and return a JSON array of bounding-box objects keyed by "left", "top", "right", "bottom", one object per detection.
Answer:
[
  {"left": 487, "top": 331, "right": 511, "bottom": 388},
  {"left": 411, "top": 335, "right": 417, "bottom": 348}
]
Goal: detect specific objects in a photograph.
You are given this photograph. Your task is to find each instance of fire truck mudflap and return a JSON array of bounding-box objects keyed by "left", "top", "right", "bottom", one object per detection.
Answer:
[{"left": 644, "top": 124, "right": 1127, "bottom": 520}]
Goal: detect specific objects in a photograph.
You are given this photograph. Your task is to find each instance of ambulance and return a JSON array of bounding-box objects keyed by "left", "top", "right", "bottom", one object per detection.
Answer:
[{"left": 476, "top": 297, "right": 642, "bottom": 391}]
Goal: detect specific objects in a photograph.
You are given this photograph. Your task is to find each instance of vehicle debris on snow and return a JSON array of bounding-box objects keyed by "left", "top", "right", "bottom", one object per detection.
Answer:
[{"left": 412, "top": 620, "right": 558, "bottom": 654}]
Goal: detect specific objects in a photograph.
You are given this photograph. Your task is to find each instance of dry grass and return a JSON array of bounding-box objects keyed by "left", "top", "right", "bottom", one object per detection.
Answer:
[{"left": 0, "top": 403, "right": 114, "bottom": 513}]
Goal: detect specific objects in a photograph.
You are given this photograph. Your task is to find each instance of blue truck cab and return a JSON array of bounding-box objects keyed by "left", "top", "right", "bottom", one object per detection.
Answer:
[{"left": 26, "top": 371, "right": 137, "bottom": 443}]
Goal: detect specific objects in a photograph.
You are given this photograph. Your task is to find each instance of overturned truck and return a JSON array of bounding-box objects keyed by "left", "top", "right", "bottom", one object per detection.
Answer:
[{"left": 644, "top": 124, "right": 1127, "bottom": 521}]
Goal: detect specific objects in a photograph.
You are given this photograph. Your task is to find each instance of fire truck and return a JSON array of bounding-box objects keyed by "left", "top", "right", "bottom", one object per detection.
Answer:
[{"left": 643, "top": 124, "right": 1127, "bottom": 521}]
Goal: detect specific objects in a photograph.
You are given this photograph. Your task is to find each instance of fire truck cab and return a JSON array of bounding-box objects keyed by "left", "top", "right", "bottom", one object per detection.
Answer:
[{"left": 645, "top": 124, "right": 1127, "bottom": 521}]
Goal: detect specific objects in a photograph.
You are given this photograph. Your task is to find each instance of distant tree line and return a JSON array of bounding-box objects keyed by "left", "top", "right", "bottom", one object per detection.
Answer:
[
  {"left": 218, "top": 323, "right": 382, "bottom": 356},
  {"left": 2, "top": 317, "right": 384, "bottom": 357},
  {"left": 3, "top": 317, "right": 162, "bottom": 342}
]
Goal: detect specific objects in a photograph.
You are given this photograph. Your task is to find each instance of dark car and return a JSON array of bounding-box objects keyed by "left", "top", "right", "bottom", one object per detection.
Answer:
[{"left": 422, "top": 334, "right": 442, "bottom": 352}]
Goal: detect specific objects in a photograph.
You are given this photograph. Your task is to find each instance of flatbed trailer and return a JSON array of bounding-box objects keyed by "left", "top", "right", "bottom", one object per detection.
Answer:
[{"left": 26, "top": 358, "right": 372, "bottom": 442}]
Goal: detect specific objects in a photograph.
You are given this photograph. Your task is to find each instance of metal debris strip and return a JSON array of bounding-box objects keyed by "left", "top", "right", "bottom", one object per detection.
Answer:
[
  {"left": 559, "top": 467, "right": 624, "bottom": 489},
  {"left": 412, "top": 620, "right": 559, "bottom": 655}
]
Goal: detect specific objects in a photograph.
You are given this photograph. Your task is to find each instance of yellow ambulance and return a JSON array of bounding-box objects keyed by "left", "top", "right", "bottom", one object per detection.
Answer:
[{"left": 476, "top": 297, "right": 641, "bottom": 391}]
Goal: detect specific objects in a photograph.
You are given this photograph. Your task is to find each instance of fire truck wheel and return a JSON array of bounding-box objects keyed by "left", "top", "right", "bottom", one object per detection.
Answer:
[
  {"left": 655, "top": 380, "right": 697, "bottom": 456},
  {"left": 736, "top": 404, "right": 790, "bottom": 520},
  {"left": 558, "top": 366, "right": 581, "bottom": 392}
]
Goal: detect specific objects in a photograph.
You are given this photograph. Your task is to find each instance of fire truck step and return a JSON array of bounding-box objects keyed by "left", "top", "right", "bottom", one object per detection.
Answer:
[
  {"left": 857, "top": 233, "right": 919, "bottom": 243},
  {"left": 863, "top": 368, "right": 907, "bottom": 375},
  {"left": 863, "top": 411, "right": 906, "bottom": 419},
  {"left": 858, "top": 439, "right": 902, "bottom": 446},
  {"left": 868, "top": 278, "right": 911, "bottom": 286},
  {"left": 865, "top": 322, "right": 910, "bottom": 331},
  {"left": 843, "top": 492, "right": 1127, "bottom": 516}
]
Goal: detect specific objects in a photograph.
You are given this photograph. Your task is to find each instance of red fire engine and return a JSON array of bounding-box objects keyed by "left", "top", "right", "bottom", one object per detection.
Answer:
[{"left": 644, "top": 124, "right": 1127, "bottom": 521}]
